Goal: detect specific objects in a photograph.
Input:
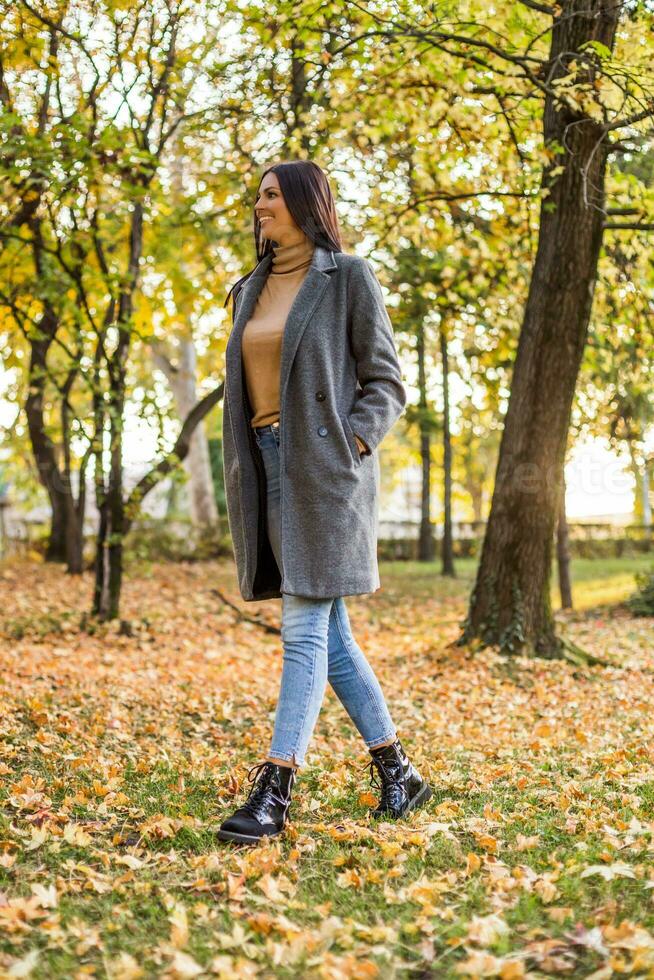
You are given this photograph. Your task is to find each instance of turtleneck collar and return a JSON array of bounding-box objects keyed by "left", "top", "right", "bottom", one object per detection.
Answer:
[{"left": 271, "top": 234, "right": 315, "bottom": 275}]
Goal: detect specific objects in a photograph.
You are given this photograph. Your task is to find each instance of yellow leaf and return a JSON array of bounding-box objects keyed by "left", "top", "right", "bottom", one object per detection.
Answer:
[
  {"left": 169, "top": 903, "right": 189, "bottom": 949},
  {"left": 515, "top": 834, "right": 540, "bottom": 851},
  {"left": 6, "top": 949, "right": 41, "bottom": 978},
  {"left": 167, "top": 950, "right": 204, "bottom": 978},
  {"left": 456, "top": 952, "right": 503, "bottom": 976},
  {"left": 535, "top": 878, "right": 560, "bottom": 903},
  {"left": 467, "top": 913, "right": 509, "bottom": 947},
  {"left": 106, "top": 952, "right": 145, "bottom": 980},
  {"left": 63, "top": 824, "right": 92, "bottom": 847},
  {"left": 256, "top": 873, "right": 289, "bottom": 902},
  {"left": 358, "top": 792, "right": 378, "bottom": 807},
  {"left": 116, "top": 855, "right": 145, "bottom": 870},
  {"left": 24, "top": 827, "right": 48, "bottom": 851},
  {"left": 500, "top": 964, "right": 526, "bottom": 979},
  {"left": 31, "top": 883, "right": 57, "bottom": 909},
  {"left": 465, "top": 853, "right": 482, "bottom": 875},
  {"left": 336, "top": 868, "right": 363, "bottom": 889}
]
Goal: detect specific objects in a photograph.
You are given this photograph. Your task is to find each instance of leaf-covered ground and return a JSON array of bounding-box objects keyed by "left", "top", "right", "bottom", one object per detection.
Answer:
[{"left": 1, "top": 556, "right": 654, "bottom": 979}]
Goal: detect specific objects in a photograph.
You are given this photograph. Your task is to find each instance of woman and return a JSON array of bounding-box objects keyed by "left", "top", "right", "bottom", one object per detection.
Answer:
[{"left": 218, "top": 160, "right": 431, "bottom": 844}]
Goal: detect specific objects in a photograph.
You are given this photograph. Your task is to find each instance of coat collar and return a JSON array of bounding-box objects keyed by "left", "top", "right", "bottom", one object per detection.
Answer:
[{"left": 247, "top": 243, "right": 338, "bottom": 280}]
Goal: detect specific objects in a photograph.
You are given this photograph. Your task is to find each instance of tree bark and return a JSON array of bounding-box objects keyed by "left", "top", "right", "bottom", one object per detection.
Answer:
[
  {"left": 462, "top": 0, "right": 620, "bottom": 656},
  {"left": 93, "top": 201, "right": 144, "bottom": 621},
  {"left": 440, "top": 323, "right": 455, "bottom": 577},
  {"left": 642, "top": 466, "right": 652, "bottom": 530},
  {"left": 557, "top": 478, "right": 573, "bottom": 609},
  {"left": 152, "top": 340, "right": 220, "bottom": 529},
  {"left": 24, "top": 309, "right": 84, "bottom": 568},
  {"left": 416, "top": 319, "right": 434, "bottom": 561}
]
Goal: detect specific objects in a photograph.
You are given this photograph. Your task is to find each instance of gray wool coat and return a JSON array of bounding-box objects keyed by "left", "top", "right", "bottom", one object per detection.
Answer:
[{"left": 222, "top": 245, "right": 407, "bottom": 602}]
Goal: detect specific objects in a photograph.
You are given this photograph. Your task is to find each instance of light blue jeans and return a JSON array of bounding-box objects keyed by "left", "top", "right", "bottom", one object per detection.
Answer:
[{"left": 254, "top": 423, "right": 397, "bottom": 768}]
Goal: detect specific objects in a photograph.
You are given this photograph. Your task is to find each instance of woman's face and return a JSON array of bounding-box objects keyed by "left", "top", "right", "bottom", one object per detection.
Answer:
[{"left": 254, "top": 172, "right": 301, "bottom": 246}]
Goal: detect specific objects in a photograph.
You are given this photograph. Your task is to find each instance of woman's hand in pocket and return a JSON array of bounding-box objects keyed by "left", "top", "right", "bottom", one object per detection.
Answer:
[{"left": 354, "top": 434, "right": 369, "bottom": 457}]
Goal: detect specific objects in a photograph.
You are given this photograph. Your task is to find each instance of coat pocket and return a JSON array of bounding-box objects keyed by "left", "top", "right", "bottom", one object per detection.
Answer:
[{"left": 339, "top": 414, "right": 363, "bottom": 467}]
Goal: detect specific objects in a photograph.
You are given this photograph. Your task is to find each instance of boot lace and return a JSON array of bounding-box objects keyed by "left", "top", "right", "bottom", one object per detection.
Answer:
[
  {"left": 361, "top": 757, "right": 405, "bottom": 809},
  {"left": 241, "top": 761, "right": 290, "bottom": 815}
]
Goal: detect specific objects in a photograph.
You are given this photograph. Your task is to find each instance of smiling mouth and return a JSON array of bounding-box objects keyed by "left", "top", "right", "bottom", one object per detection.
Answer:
[{"left": 258, "top": 216, "right": 273, "bottom": 223}]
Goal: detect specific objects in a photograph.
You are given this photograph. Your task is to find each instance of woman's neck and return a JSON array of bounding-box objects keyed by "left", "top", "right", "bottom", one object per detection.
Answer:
[{"left": 271, "top": 234, "right": 315, "bottom": 275}]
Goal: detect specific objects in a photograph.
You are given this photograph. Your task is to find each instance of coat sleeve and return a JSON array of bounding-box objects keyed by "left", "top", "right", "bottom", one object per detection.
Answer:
[{"left": 346, "top": 258, "right": 407, "bottom": 455}]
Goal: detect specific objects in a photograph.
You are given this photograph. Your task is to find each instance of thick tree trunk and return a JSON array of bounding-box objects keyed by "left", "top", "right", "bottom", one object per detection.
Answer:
[
  {"left": 416, "top": 320, "right": 434, "bottom": 561},
  {"left": 47, "top": 491, "right": 68, "bottom": 563},
  {"left": 557, "top": 478, "right": 573, "bottom": 609},
  {"left": 440, "top": 323, "right": 455, "bottom": 577},
  {"left": 462, "top": 1, "right": 619, "bottom": 656},
  {"left": 25, "top": 323, "right": 84, "bottom": 568}
]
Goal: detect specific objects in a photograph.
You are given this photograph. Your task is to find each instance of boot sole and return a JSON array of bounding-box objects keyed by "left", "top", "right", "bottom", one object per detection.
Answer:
[{"left": 216, "top": 826, "right": 284, "bottom": 844}]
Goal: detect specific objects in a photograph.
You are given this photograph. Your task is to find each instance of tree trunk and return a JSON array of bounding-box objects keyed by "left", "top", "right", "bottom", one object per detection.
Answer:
[
  {"left": 92, "top": 198, "right": 143, "bottom": 621},
  {"left": 462, "top": 0, "right": 619, "bottom": 656},
  {"left": 557, "top": 478, "right": 573, "bottom": 609},
  {"left": 47, "top": 491, "right": 68, "bottom": 563},
  {"left": 440, "top": 323, "right": 455, "bottom": 577},
  {"left": 158, "top": 124, "right": 220, "bottom": 532},
  {"left": 94, "top": 358, "right": 127, "bottom": 621},
  {"left": 106, "top": 393, "right": 125, "bottom": 621},
  {"left": 152, "top": 340, "right": 220, "bottom": 529},
  {"left": 416, "top": 319, "right": 434, "bottom": 561},
  {"left": 642, "top": 464, "right": 651, "bottom": 553},
  {"left": 25, "top": 324, "right": 72, "bottom": 565},
  {"left": 642, "top": 466, "right": 652, "bottom": 530},
  {"left": 61, "top": 371, "right": 84, "bottom": 574},
  {"left": 628, "top": 441, "right": 651, "bottom": 553}
]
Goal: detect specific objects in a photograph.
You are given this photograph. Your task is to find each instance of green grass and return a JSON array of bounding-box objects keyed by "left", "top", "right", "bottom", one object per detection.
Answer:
[{"left": 379, "top": 554, "right": 653, "bottom": 610}]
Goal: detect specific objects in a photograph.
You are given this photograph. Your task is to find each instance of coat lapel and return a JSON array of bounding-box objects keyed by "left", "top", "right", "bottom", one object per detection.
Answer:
[
  {"left": 225, "top": 245, "right": 338, "bottom": 424},
  {"left": 279, "top": 247, "right": 337, "bottom": 409}
]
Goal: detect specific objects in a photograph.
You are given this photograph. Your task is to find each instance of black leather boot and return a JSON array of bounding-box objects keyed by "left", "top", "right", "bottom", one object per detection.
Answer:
[
  {"left": 217, "top": 761, "right": 296, "bottom": 844},
  {"left": 363, "top": 738, "right": 432, "bottom": 819}
]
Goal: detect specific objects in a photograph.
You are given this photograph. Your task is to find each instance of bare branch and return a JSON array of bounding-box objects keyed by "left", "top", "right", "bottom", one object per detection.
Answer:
[
  {"left": 124, "top": 381, "right": 225, "bottom": 534},
  {"left": 603, "top": 222, "right": 654, "bottom": 231},
  {"left": 518, "top": 0, "right": 555, "bottom": 14},
  {"left": 603, "top": 103, "right": 654, "bottom": 133}
]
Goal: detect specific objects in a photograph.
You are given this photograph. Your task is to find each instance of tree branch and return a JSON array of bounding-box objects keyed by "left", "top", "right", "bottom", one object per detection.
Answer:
[
  {"left": 124, "top": 381, "right": 224, "bottom": 534},
  {"left": 603, "top": 222, "right": 654, "bottom": 231},
  {"left": 518, "top": 0, "right": 555, "bottom": 13},
  {"left": 603, "top": 103, "right": 654, "bottom": 133}
]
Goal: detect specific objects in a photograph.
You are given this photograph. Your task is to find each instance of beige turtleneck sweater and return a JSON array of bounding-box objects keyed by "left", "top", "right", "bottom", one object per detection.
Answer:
[{"left": 241, "top": 234, "right": 369, "bottom": 455}]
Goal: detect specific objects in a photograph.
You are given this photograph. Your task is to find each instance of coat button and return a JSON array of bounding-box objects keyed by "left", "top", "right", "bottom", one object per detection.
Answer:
[
  {"left": 315, "top": 391, "right": 326, "bottom": 401},
  {"left": 317, "top": 426, "right": 328, "bottom": 437}
]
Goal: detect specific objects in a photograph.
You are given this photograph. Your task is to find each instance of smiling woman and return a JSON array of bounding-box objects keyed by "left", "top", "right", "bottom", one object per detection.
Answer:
[{"left": 217, "top": 159, "right": 431, "bottom": 844}]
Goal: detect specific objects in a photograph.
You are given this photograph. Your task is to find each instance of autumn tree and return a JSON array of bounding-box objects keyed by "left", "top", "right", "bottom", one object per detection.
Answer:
[
  {"left": 0, "top": 0, "right": 239, "bottom": 616},
  {"left": 344, "top": 0, "right": 654, "bottom": 655}
]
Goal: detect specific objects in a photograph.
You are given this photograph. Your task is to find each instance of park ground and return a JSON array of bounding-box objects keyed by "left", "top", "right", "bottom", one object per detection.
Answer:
[{"left": 1, "top": 555, "right": 654, "bottom": 978}]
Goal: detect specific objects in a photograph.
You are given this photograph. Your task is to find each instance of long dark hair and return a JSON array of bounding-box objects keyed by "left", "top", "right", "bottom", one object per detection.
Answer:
[{"left": 223, "top": 160, "right": 343, "bottom": 310}]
